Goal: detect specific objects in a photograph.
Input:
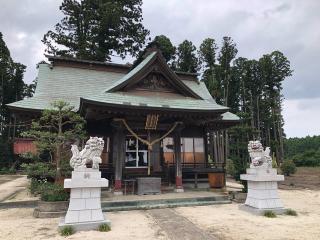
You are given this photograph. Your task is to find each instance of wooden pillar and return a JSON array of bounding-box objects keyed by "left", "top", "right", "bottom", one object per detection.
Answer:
[
  {"left": 111, "top": 120, "right": 125, "bottom": 195},
  {"left": 173, "top": 123, "right": 184, "bottom": 192},
  {"left": 208, "top": 131, "right": 214, "bottom": 164},
  {"left": 151, "top": 133, "right": 161, "bottom": 172},
  {"left": 204, "top": 127, "right": 210, "bottom": 167}
]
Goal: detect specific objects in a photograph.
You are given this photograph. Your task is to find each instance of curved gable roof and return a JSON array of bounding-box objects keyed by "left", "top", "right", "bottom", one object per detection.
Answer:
[{"left": 105, "top": 51, "right": 203, "bottom": 99}]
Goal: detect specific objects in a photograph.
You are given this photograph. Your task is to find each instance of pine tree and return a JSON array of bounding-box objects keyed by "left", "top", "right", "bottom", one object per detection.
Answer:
[{"left": 23, "top": 101, "right": 86, "bottom": 180}]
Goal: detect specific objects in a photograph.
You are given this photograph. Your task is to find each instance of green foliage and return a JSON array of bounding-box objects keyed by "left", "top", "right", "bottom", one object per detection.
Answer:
[
  {"left": 198, "top": 38, "right": 220, "bottom": 100},
  {"left": 153, "top": 35, "right": 176, "bottom": 63},
  {"left": 0, "top": 45, "right": 28, "bottom": 109},
  {"left": 40, "top": 182, "right": 69, "bottom": 202},
  {"left": 226, "top": 159, "right": 236, "bottom": 177},
  {"left": 60, "top": 158, "right": 72, "bottom": 178},
  {"left": 29, "top": 178, "right": 48, "bottom": 195},
  {"left": 0, "top": 139, "right": 14, "bottom": 169},
  {"left": 31, "top": 180, "right": 69, "bottom": 201},
  {"left": 60, "top": 226, "right": 74, "bottom": 236},
  {"left": 0, "top": 167, "right": 16, "bottom": 175},
  {"left": 199, "top": 36, "right": 292, "bottom": 180},
  {"left": 285, "top": 136, "right": 320, "bottom": 166},
  {"left": 272, "top": 157, "right": 278, "bottom": 168},
  {"left": 21, "top": 162, "right": 56, "bottom": 180},
  {"left": 263, "top": 210, "right": 277, "bottom": 218},
  {"left": 22, "top": 100, "right": 86, "bottom": 179},
  {"left": 175, "top": 40, "right": 199, "bottom": 73},
  {"left": 98, "top": 223, "right": 111, "bottom": 232},
  {"left": 285, "top": 209, "right": 298, "bottom": 216},
  {"left": 280, "top": 160, "right": 297, "bottom": 176},
  {"left": 43, "top": 0, "right": 149, "bottom": 61}
]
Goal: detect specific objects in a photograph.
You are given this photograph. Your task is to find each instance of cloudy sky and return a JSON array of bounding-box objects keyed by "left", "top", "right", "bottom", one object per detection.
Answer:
[{"left": 1, "top": 0, "right": 319, "bottom": 138}]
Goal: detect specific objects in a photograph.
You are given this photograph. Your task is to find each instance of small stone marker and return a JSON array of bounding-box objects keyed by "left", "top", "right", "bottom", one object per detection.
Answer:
[
  {"left": 240, "top": 140, "right": 286, "bottom": 214},
  {"left": 59, "top": 137, "right": 110, "bottom": 231}
]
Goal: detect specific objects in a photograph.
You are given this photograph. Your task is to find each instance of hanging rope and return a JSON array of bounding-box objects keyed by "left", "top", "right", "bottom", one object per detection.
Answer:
[{"left": 114, "top": 118, "right": 180, "bottom": 150}]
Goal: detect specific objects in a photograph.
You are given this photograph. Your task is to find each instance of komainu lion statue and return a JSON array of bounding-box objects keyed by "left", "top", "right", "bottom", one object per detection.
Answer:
[
  {"left": 248, "top": 140, "right": 272, "bottom": 168},
  {"left": 70, "top": 137, "right": 104, "bottom": 170}
]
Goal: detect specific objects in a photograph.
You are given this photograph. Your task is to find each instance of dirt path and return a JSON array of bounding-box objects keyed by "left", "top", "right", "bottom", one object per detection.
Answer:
[
  {"left": 148, "top": 208, "right": 216, "bottom": 240},
  {"left": 279, "top": 167, "right": 320, "bottom": 190},
  {"left": 0, "top": 175, "right": 29, "bottom": 202}
]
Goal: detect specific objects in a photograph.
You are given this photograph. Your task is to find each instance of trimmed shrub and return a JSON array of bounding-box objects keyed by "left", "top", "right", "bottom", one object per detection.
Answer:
[
  {"left": 21, "top": 162, "right": 56, "bottom": 180},
  {"left": 60, "top": 226, "right": 74, "bottom": 236},
  {"left": 280, "top": 160, "right": 297, "bottom": 176},
  {"left": 98, "top": 223, "right": 111, "bottom": 232},
  {"left": 30, "top": 178, "right": 47, "bottom": 195},
  {"left": 264, "top": 210, "right": 277, "bottom": 218},
  {"left": 285, "top": 209, "right": 298, "bottom": 216},
  {"left": 40, "top": 182, "right": 69, "bottom": 202},
  {"left": 60, "top": 158, "right": 72, "bottom": 178}
]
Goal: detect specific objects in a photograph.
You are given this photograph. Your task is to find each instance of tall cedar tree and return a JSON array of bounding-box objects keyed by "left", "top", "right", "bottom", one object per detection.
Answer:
[
  {"left": 175, "top": 40, "right": 199, "bottom": 73},
  {"left": 0, "top": 32, "right": 31, "bottom": 168},
  {"left": 199, "top": 36, "right": 292, "bottom": 179},
  {"left": 198, "top": 38, "right": 219, "bottom": 100},
  {"left": 43, "top": 0, "right": 149, "bottom": 61},
  {"left": 22, "top": 101, "right": 86, "bottom": 180},
  {"left": 131, "top": 35, "right": 176, "bottom": 69},
  {"left": 153, "top": 35, "right": 176, "bottom": 63},
  {"left": 217, "top": 36, "right": 238, "bottom": 107}
]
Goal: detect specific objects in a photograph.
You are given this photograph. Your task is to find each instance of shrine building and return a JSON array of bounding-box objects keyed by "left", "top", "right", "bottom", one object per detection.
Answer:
[{"left": 7, "top": 48, "right": 239, "bottom": 194}]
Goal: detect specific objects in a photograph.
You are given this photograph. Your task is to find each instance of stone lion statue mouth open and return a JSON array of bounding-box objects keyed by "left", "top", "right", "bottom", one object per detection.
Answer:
[
  {"left": 70, "top": 136, "right": 104, "bottom": 170},
  {"left": 248, "top": 140, "right": 272, "bottom": 168}
]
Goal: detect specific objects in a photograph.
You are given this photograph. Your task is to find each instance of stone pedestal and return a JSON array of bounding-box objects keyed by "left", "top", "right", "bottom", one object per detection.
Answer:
[
  {"left": 240, "top": 168, "right": 285, "bottom": 214},
  {"left": 59, "top": 169, "right": 110, "bottom": 231}
]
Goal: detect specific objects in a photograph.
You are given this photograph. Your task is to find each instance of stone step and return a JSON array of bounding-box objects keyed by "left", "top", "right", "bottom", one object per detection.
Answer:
[
  {"left": 101, "top": 196, "right": 231, "bottom": 212},
  {"left": 33, "top": 208, "right": 66, "bottom": 218}
]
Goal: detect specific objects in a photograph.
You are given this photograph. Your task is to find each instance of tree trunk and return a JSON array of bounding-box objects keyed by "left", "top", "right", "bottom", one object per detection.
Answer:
[
  {"left": 56, "top": 116, "right": 63, "bottom": 181},
  {"left": 256, "top": 97, "right": 261, "bottom": 138}
]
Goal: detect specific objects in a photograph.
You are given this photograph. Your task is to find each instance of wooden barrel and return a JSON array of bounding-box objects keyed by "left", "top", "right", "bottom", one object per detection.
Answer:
[{"left": 208, "top": 172, "right": 225, "bottom": 188}]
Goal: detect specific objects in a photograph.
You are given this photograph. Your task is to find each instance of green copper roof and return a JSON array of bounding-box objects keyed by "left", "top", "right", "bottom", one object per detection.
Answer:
[
  {"left": 7, "top": 63, "right": 125, "bottom": 111},
  {"left": 105, "top": 52, "right": 157, "bottom": 92},
  {"left": 221, "top": 112, "right": 240, "bottom": 121},
  {"left": 82, "top": 92, "right": 227, "bottom": 112},
  {"left": 7, "top": 55, "right": 238, "bottom": 122}
]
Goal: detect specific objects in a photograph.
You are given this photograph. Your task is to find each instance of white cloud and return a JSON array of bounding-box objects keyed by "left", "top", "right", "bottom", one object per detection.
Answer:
[
  {"left": 283, "top": 98, "right": 320, "bottom": 138},
  {"left": 0, "top": 0, "right": 319, "bottom": 137}
]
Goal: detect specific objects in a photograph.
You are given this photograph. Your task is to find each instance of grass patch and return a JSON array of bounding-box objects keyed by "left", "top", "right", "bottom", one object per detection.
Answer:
[
  {"left": 60, "top": 226, "right": 74, "bottom": 236},
  {"left": 285, "top": 209, "right": 298, "bottom": 216},
  {"left": 263, "top": 210, "right": 277, "bottom": 218},
  {"left": 98, "top": 223, "right": 111, "bottom": 232}
]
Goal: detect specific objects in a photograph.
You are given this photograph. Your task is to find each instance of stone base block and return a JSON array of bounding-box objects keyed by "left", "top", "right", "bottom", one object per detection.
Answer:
[
  {"left": 113, "top": 190, "right": 123, "bottom": 195},
  {"left": 174, "top": 188, "right": 184, "bottom": 193},
  {"left": 239, "top": 204, "right": 287, "bottom": 215},
  {"left": 59, "top": 217, "right": 111, "bottom": 232}
]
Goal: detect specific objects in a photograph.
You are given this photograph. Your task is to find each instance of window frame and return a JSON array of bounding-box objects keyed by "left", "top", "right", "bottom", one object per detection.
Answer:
[{"left": 125, "top": 135, "right": 148, "bottom": 168}]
